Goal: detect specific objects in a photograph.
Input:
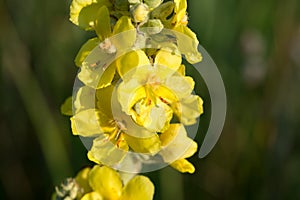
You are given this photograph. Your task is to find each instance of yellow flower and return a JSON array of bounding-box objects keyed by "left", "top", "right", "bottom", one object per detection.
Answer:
[
  {"left": 76, "top": 165, "right": 155, "bottom": 200},
  {"left": 71, "top": 84, "right": 161, "bottom": 167},
  {"left": 159, "top": 124, "right": 198, "bottom": 173},
  {"left": 117, "top": 49, "right": 203, "bottom": 131}
]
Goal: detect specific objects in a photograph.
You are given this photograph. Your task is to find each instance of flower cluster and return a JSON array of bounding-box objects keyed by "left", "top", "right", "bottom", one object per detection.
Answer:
[
  {"left": 53, "top": 165, "right": 154, "bottom": 200},
  {"left": 57, "top": 0, "right": 204, "bottom": 199}
]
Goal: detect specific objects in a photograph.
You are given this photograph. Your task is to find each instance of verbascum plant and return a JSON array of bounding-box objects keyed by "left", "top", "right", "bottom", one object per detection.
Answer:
[{"left": 54, "top": 0, "right": 203, "bottom": 199}]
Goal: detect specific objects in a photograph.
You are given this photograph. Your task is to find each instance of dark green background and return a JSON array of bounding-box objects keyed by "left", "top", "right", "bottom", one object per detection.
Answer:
[{"left": 1, "top": 0, "right": 300, "bottom": 199}]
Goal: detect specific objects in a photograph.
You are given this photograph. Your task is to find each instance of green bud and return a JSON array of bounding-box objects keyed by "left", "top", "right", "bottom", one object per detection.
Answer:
[
  {"left": 144, "top": 0, "right": 163, "bottom": 9},
  {"left": 128, "top": 0, "right": 141, "bottom": 4},
  {"left": 145, "top": 19, "right": 164, "bottom": 34},
  {"left": 113, "top": 0, "right": 129, "bottom": 11},
  {"left": 151, "top": 1, "right": 175, "bottom": 21},
  {"left": 131, "top": 3, "right": 149, "bottom": 23}
]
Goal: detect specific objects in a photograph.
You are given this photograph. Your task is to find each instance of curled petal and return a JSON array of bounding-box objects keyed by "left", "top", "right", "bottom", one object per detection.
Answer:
[
  {"left": 170, "top": 158, "right": 195, "bottom": 173},
  {"left": 173, "top": 25, "right": 202, "bottom": 64}
]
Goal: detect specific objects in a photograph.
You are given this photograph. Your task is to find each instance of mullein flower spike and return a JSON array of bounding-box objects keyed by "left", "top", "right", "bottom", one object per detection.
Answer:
[{"left": 57, "top": 0, "right": 205, "bottom": 199}]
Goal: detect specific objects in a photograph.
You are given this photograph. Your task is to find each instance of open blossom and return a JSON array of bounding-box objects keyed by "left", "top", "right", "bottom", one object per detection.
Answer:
[{"left": 54, "top": 165, "right": 154, "bottom": 200}]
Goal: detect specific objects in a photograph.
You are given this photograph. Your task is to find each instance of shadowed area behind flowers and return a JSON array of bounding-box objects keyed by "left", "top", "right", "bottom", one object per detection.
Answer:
[{"left": 1, "top": 0, "right": 300, "bottom": 199}]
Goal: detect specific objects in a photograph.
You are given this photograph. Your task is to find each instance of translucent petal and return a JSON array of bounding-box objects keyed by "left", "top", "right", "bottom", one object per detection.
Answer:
[
  {"left": 164, "top": 75, "right": 194, "bottom": 99},
  {"left": 71, "top": 109, "right": 101, "bottom": 137},
  {"left": 75, "top": 167, "right": 92, "bottom": 194},
  {"left": 61, "top": 96, "right": 73, "bottom": 116},
  {"left": 170, "top": 158, "right": 195, "bottom": 173},
  {"left": 98, "top": 61, "right": 117, "bottom": 89},
  {"left": 159, "top": 124, "right": 196, "bottom": 163},
  {"left": 74, "top": 86, "right": 95, "bottom": 113},
  {"left": 124, "top": 133, "right": 161, "bottom": 154},
  {"left": 70, "top": 0, "right": 112, "bottom": 30},
  {"left": 112, "top": 16, "right": 136, "bottom": 50},
  {"left": 132, "top": 98, "right": 173, "bottom": 132},
  {"left": 120, "top": 176, "right": 154, "bottom": 200},
  {"left": 95, "top": 6, "right": 111, "bottom": 40},
  {"left": 88, "top": 165, "right": 122, "bottom": 199},
  {"left": 75, "top": 37, "right": 100, "bottom": 67},
  {"left": 78, "top": 60, "right": 116, "bottom": 89},
  {"left": 87, "top": 134, "right": 128, "bottom": 166},
  {"left": 174, "top": 95, "right": 203, "bottom": 125},
  {"left": 173, "top": 25, "right": 202, "bottom": 64},
  {"left": 154, "top": 49, "right": 181, "bottom": 72},
  {"left": 81, "top": 192, "right": 103, "bottom": 200},
  {"left": 118, "top": 80, "right": 147, "bottom": 114},
  {"left": 116, "top": 50, "right": 150, "bottom": 78}
]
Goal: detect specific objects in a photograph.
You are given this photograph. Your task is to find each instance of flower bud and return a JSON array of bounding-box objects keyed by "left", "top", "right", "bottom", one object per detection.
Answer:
[
  {"left": 151, "top": 1, "right": 175, "bottom": 21},
  {"left": 144, "top": 0, "right": 163, "bottom": 9},
  {"left": 131, "top": 3, "right": 149, "bottom": 23},
  {"left": 146, "top": 19, "right": 164, "bottom": 34},
  {"left": 114, "top": 0, "right": 129, "bottom": 11}
]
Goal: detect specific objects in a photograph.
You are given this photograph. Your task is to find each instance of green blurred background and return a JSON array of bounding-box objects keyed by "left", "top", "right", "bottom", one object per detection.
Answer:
[{"left": 1, "top": 0, "right": 300, "bottom": 199}]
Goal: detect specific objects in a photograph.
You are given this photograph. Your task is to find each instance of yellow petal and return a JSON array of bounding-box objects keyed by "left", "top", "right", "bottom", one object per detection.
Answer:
[
  {"left": 70, "top": 0, "right": 112, "bottom": 30},
  {"left": 173, "top": 25, "right": 202, "bottom": 64},
  {"left": 159, "top": 124, "right": 197, "bottom": 163},
  {"left": 60, "top": 96, "right": 73, "bottom": 116},
  {"left": 75, "top": 167, "right": 92, "bottom": 194},
  {"left": 164, "top": 75, "right": 194, "bottom": 99},
  {"left": 74, "top": 86, "right": 95, "bottom": 113},
  {"left": 174, "top": 95, "right": 203, "bottom": 125},
  {"left": 96, "top": 85, "right": 114, "bottom": 117},
  {"left": 118, "top": 80, "right": 147, "bottom": 115},
  {"left": 132, "top": 97, "right": 173, "bottom": 132},
  {"left": 71, "top": 109, "right": 101, "bottom": 137},
  {"left": 120, "top": 176, "right": 154, "bottom": 200},
  {"left": 177, "top": 64, "right": 185, "bottom": 76},
  {"left": 170, "top": 158, "right": 195, "bottom": 173},
  {"left": 172, "top": 0, "right": 187, "bottom": 25},
  {"left": 116, "top": 50, "right": 150, "bottom": 78},
  {"left": 81, "top": 192, "right": 103, "bottom": 200},
  {"left": 87, "top": 133, "right": 128, "bottom": 166},
  {"left": 75, "top": 37, "right": 100, "bottom": 67},
  {"left": 99, "top": 61, "right": 117, "bottom": 89},
  {"left": 154, "top": 49, "right": 181, "bottom": 72},
  {"left": 88, "top": 165, "right": 122, "bottom": 199},
  {"left": 94, "top": 6, "right": 111, "bottom": 40},
  {"left": 112, "top": 16, "right": 136, "bottom": 50},
  {"left": 124, "top": 133, "right": 161, "bottom": 154}
]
